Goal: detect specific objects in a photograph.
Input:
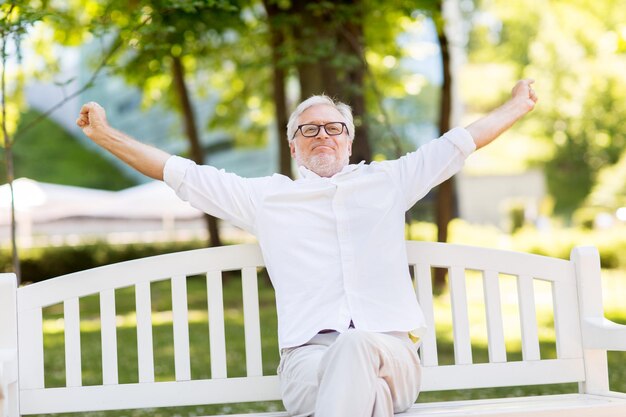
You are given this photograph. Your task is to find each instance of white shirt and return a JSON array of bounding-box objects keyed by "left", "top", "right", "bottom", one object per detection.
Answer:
[{"left": 164, "top": 127, "right": 476, "bottom": 349}]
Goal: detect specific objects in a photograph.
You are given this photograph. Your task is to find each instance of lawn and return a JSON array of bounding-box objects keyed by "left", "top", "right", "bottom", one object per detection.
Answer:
[{"left": 33, "top": 270, "right": 626, "bottom": 417}]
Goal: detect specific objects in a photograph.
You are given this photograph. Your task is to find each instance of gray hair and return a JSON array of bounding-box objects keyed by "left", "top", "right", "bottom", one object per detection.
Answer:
[{"left": 286, "top": 95, "right": 355, "bottom": 142}]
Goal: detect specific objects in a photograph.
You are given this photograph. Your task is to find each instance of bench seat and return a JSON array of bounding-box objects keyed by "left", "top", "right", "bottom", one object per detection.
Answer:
[{"left": 191, "top": 393, "right": 626, "bottom": 417}]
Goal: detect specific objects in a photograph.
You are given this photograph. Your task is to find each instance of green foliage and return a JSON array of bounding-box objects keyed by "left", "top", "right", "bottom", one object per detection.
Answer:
[
  {"left": 0, "top": 240, "right": 207, "bottom": 283},
  {"left": 510, "top": 226, "right": 626, "bottom": 269},
  {"left": 587, "top": 150, "right": 626, "bottom": 210},
  {"left": 466, "top": 0, "right": 626, "bottom": 217},
  {"left": 1, "top": 2, "right": 47, "bottom": 139},
  {"left": 0, "top": 109, "right": 136, "bottom": 189},
  {"left": 408, "top": 219, "right": 626, "bottom": 270},
  {"left": 86, "top": 0, "right": 274, "bottom": 148}
]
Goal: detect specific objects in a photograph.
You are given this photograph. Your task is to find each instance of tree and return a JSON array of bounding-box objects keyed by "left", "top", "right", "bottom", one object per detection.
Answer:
[
  {"left": 1, "top": 2, "right": 54, "bottom": 283},
  {"left": 86, "top": 0, "right": 259, "bottom": 247},
  {"left": 465, "top": 0, "right": 626, "bottom": 218},
  {"left": 263, "top": 1, "right": 291, "bottom": 176},
  {"left": 259, "top": 1, "right": 370, "bottom": 164},
  {"left": 1, "top": 3, "right": 21, "bottom": 282},
  {"left": 586, "top": 150, "right": 626, "bottom": 212},
  {"left": 433, "top": 0, "right": 454, "bottom": 289}
]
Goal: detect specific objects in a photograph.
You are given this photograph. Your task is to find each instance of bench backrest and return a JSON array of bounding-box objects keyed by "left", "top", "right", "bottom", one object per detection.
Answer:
[
  {"left": 408, "top": 242, "right": 585, "bottom": 391},
  {"left": 4, "top": 242, "right": 599, "bottom": 415}
]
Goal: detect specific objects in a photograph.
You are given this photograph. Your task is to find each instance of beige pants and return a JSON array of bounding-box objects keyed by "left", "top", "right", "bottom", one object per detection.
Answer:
[{"left": 277, "top": 329, "right": 422, "bottom": 417}]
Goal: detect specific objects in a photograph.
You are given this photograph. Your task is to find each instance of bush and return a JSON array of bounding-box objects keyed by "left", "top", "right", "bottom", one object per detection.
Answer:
[
  {"left": 410, "top": 219, "right": 626, "bottom": 270},
  {"left": 5, "top": 221, "right": 626, "bottom": 283},
  {"left": 511, "top": 225, "right": 626, "bottom": 269},
  {"left": 1, "top": 241, "right": 208, "bottom": 283}
]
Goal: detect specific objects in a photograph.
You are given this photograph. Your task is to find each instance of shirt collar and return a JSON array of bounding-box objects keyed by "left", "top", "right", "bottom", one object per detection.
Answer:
[{"left": 297, "top": 161, "right": 365, "bottom": 180}]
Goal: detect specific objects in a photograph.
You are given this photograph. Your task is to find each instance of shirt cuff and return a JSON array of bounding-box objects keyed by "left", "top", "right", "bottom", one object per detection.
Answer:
[
  {"left": 163, "top": 155, "right": 194, "bottom": 191},
  {"left": 443, "top": 127, "right": 476, "bottom": 157}
]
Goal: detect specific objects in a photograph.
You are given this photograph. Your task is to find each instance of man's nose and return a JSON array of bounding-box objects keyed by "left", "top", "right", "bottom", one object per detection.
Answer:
[{"left": 314, "top": 127, "right": 330, "bottom": 139}]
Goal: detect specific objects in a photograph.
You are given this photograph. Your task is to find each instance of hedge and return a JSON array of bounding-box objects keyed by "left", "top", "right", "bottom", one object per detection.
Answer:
[
  {"left": 4, "top": 221, "right": 626, "bottom": 283},
  {"left": 0, "top": 241, "right": 208, "bottom": 283}
]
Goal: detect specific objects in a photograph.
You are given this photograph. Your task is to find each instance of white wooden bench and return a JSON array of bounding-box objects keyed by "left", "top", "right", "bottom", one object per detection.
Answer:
[{"left": 1, "top": 242, "right": 626, "bottom": 417}]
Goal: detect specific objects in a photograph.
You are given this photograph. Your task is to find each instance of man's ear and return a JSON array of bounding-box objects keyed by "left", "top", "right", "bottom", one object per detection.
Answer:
[
  {"left": 289, "top": 140, "right": 297, "bottom": 158},
  {"left": 348, "top": 140, "right": 353, "bottom": 156}
]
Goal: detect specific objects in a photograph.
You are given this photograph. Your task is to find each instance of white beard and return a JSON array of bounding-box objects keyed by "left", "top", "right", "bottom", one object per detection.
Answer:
[{"left": 298, "top": 152, "right": 349, "bottom": 178}]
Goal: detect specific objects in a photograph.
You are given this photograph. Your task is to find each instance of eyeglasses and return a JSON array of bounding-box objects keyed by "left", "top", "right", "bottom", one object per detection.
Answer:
[{"left": 293, "top": 122, "right": 348, "bottom": 139}]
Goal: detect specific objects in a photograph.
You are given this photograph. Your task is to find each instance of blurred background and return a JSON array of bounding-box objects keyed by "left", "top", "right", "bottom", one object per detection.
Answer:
[{"left": 1, "top": 0, "right": 626, "bottom": 281}]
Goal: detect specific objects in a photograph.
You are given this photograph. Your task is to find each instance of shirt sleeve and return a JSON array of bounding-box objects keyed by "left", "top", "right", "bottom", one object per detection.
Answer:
[
  {"left": 163, "top": 155, "right": 269, "bottom": 233},
  {"left": 376, "top": 127, "right": 476, "bottom": 210}
]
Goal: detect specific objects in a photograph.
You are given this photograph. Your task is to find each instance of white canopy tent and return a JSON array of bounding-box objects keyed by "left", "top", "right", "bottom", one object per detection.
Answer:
[
  {"left": 0, "top": 178, "right": 115, "bottom": 225},
  {"left": 0, "top": 178, "right": 208, "bottom": 247}
]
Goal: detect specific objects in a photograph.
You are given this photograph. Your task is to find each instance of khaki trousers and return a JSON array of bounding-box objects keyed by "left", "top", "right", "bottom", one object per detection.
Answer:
[{"left": 277, "top": 329, "right": 422, "bottom": 417}]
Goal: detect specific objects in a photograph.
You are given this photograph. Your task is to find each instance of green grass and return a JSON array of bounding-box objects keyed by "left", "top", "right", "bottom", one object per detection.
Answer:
[
  {"left": 32, "top": 270, "right": 626, "bottom": 417},
  {"left": 0, "top": 109, "right": 136, "bottom": 190}
]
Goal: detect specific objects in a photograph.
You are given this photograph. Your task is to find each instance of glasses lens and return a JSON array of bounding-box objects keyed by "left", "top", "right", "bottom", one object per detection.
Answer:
[
  {"left": 301, "top": 125, "right": 320, "bottom": 137},
  {"left": 325, "top": 123, "right": 343, "bottom": 135}
]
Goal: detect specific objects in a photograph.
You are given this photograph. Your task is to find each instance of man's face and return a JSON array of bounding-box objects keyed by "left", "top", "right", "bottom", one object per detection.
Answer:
[{"left": 289, "top": 104, "right": 353, "bottom": 178}]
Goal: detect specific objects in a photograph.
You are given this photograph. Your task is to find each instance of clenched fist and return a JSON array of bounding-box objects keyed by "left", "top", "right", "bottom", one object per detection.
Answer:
[
  {"left": 76, "top": 102, "right": 110, "bottom": 141},
  {"left": 511, "top": 79, "right": 538, "bottom": 114}
]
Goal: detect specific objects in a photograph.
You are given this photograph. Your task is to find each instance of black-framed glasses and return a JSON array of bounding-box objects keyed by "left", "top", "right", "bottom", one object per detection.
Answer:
[{"left": 293, "top": 122, "right": 348, "bottom": 139}]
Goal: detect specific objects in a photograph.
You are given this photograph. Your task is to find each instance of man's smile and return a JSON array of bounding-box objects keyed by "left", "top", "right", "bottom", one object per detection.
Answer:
[{"left": 312, "top": 144, "right": 335, "bottom": 152}]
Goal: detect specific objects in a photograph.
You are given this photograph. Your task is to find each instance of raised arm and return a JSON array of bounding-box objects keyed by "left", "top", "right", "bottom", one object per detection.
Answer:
[
  {"left": 466, "top": 79, "right": 538, "bottom": 150},
  {"left": 76, "top": 102, "right": 171, "bottom": 180}
]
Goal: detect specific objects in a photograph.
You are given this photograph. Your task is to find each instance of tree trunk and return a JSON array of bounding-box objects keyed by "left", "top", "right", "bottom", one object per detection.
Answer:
[
  {"left": 171, "top": 55, "right": 222, "bottom": 247},
  {"left": 434, "top": 3, "right": 455, "bottom": 290},
  {"left": 291, "top": 0, "right": 371, "bottom": 163},
  {"left": 340, "top": 10, "right": 371, "bottom": 164},
  {"left": 1, "top": 31, "right": 20, "bottom": 284},
  {"left": 292, "top": 2, "right": 326, "bottom": 99},
  {"left": 263, "top": 0, "right": 292, "bottom": 177}
]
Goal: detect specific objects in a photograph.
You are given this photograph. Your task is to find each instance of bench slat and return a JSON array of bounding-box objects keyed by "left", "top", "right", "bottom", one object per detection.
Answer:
[
  {"left": 552, "top": 280, "right": 583, "bottom": 359},
  {"left": 19, "top": 376, "right": 282, "bottom": 414},
  {"left": 242, "top": 267, "right": 263, "bottom": 377},
  {"left": 17, "top": 307, "right": 44, "bottom": 389},
  {"left": 483, "top": 270, "right": 507, "bottom": 363},
  {"left": 100, "top": 289, "right": 118, "bottom": 385},
  {"left": 18, "top": 358, "right": 588, "bottom": 414},
  {"left": 404, "top": 393, "right": 626, "bottom": 416},
  {"left": 517, "top": 275, "right": 540, "bottom": 361},
  {"left": 421, "top": 358, "right": 585, "bottom": 391},
  {"left": 135, "top": 281, "right": 155, "bottom": 383},
  {"left": 407, "top": 242, "right": 573, "bottom": 283},
  {"left": 414, "top": 263, "right": 438, "bottom": 366},
  {"left": 172, "top": 275, "right": 191, "bottom": 381},
  {"left": 17, "top": 244, "right": 266, "bottom": 311},
  {"left": 63, "top": 297, "right": 82, "bottom": 387},
  {"left": 207, "top": 271, "right": 227, "bottom": 379},
  {"left": 449, "top": 266, "right": 472, "bottom": 365}
]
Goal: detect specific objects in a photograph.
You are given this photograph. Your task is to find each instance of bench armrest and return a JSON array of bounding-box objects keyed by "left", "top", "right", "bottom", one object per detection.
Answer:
[{"left": 582, "top": 317, "right": 626, "bottom": 350}]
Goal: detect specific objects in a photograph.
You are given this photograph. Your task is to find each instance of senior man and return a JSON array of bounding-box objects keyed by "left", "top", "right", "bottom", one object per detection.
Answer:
[{"left": 77, "top": 79, "right": 537, "bottom": 417}]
